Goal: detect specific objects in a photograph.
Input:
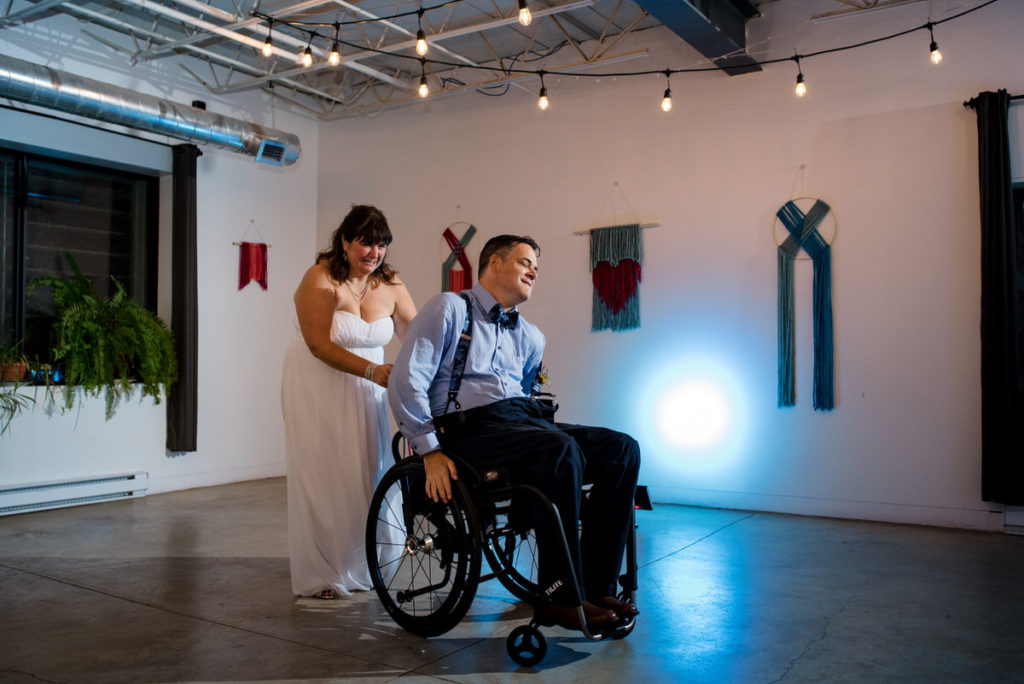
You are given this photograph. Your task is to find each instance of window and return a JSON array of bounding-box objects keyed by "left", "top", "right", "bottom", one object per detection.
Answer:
[{"left": 0, "top": 148, "right": 158, "bottom": 359}]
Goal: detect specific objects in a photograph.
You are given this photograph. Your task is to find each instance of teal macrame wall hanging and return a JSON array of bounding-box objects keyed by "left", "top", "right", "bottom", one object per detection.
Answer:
[
  {"left": 590, "top": 224, "right": 643, "bottom": 332},
  {"left": 775, "top": 198, "right": 836, "bottom": 411}
]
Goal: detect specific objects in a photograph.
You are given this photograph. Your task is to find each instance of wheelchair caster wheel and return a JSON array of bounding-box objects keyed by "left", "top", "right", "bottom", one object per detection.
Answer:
[
  {"left": 507, "top": 625, "right": 547, "bottom": 666},
  {"left": 610, "top": 615, "right": 636, "bottom": 639}
]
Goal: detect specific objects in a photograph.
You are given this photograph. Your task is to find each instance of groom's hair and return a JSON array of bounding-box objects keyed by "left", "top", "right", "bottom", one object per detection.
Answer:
[{"left": 478, "top": 235, "right": 540, "bottom": 277}]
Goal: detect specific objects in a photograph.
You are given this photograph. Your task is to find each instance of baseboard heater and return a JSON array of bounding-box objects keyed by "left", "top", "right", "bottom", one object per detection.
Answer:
[
  {"left": 1005, "top": 507, "right": 1024, "bottom": 536},
  {"left": 0, "top": 472, "right": 148, "bottom": 516}
]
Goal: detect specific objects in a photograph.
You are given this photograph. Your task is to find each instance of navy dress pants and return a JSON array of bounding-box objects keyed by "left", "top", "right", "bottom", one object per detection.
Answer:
[{"left": 435, "top": 397, "right": 640, "bottom": 604}]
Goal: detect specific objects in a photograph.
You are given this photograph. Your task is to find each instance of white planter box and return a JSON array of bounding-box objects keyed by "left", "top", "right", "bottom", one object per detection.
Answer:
[{"left": 0, "top": 386, "right": 165, "bottom": 514}]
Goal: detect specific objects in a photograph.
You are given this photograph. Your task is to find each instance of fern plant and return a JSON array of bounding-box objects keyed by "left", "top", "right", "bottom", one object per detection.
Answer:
[
  {"left": 28, "top": 253, "right": 177, "bottom": 420},
  {"left": 1, "top": 342, "right": 34, "bottom": 436}
]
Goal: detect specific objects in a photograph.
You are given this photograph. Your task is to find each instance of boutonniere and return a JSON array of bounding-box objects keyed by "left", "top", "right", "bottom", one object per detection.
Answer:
[{"left": 532, "top": 363, "right": 550, "bottom": 393}]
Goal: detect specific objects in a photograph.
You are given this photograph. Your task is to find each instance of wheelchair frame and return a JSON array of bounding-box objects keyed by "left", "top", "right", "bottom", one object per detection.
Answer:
[{"left": 365, "top": 433, "right": 638, "bottom": 666}]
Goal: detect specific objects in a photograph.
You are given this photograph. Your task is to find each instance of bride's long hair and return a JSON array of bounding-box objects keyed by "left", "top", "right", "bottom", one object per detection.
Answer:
[{"left": 316, "top": 204, "right": 398, "bottom": 285}]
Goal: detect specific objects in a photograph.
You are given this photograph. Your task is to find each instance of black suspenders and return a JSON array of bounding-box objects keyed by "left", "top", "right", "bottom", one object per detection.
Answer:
[
  {"left": 445, "top": 292, "right": 474, "bottom": 413},
  {"left": 443, "top": 292, "right": 550, "bottom": 418}
]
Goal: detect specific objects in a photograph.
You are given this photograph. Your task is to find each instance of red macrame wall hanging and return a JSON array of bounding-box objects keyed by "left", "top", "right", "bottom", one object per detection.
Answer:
[
  {"left": 238, "top": 241, "right": 268, "bottom": 290},
  {"left": 441, "top": 222, "right": 476, "bottom": 292},
  {"left": 235, "top": 220, "right": 270, "bottom": 291},
  {"left": 590, "top": 224, "right": 643, "bottom": 331}
]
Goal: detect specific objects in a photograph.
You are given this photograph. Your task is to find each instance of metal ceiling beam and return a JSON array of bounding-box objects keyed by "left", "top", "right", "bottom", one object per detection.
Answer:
[
  {"left": 411, "top": 0, "right": 596, "bottom": 44},
  {"left": 811, "top": 0, "right": 924, "bottom": 22},
  {"left": 115, "top": 0, "right": 409, "bottom": 89},
  {"left": 117, "top": 0, "right": 299, "bottom": 59},
  {"left": 60, "top": 3, "right": 346, "bottom": 106},
  {"left": 156, "top": 0, "right": 409, "bottom": 89},
  {"left": 327, "top": 0, "right": 595, "bottom": 69},
  {"left": 630, "top": 0, "right": 761, "bottom": 75},
  {"left": 0, "top": 0, "right": 68, "bottom": 27},
  {"left": 135, "top": 0, "right": 333, "bottom": 59}
]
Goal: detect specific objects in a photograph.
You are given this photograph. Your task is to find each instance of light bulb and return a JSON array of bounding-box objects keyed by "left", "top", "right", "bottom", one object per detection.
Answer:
[
  {"left": 418, "top": 76, "right": 429, "bottom": 97},
  {"left": 262, "top": 37, "right": 273, "bottom": 58},
  {"left": 538, "top": 86, "right": 549, "bottom": 110},
  {"left": 416, "top": 30, "right": 428, "bottom": 56},
  {"left": 795, "top": 73, "right": 806, "bottom": 97},
  {"left": 661, "top": 88, "right": 672, "bottom": 112},
  {"left": 518, "top": 0, "right": 532, "bottom": 26},
  {"left": 329, "top": 42, "right": 340, "bottom": 66},
  {"left": 930, "top": 42, "right": 942, "bottom": 65},
  {"left": 301, "top": 46, "right": 313, "bottom": 68}
]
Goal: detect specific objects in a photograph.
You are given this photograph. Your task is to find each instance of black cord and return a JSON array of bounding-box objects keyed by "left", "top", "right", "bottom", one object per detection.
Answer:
[
  {"left": 288, "top": 0, "right": 1001, "bottom": 79},
  {"left": 249, "top": 0, "right": 1001, "bottom": 91}
]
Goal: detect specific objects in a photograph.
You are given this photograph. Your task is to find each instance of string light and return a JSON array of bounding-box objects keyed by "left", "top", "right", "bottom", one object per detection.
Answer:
[
  {"left": 418, "top": 59, "right": 429, "bottom": 97},
  {"left": 262, "top": 19, "right": 273, "bottom": 58},
  {"left": 416, "top": 8, "right": 428, "bottom": 56},
  {"left": 793, "top": 56, "right": 806, "bottom": 97},
  {"left": 537, "top": 70, "right": 549, "bottom": 110},
  {"left": 518, "top": 0, "right": 532, "bottom": 27},
  {"left": 329, "top": 23, "right": 341, "bottom": 66},
  {"left": 297, "top": 32, "right": 314, "bottom": 67},
  {"left": 660, "top": 70, "right": 672, "bottom": 112},
  {"left": 246, "top": 0, "right": 995, "bottom": 104},
  {"left": 927, "top": 23, "right": 943, "bottom": 65}
]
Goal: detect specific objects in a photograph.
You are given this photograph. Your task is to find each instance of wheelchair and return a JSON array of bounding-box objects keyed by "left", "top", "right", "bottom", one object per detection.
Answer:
[{"left": 365, "top": 433, "right": 638, "bottom": 666}]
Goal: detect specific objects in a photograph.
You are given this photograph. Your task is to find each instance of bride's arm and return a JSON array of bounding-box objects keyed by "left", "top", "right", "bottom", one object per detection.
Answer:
[
  {"left": 294, "top": 264, "right": 389, "bottom": 385},
  {"left": 389, "top": 276, "right": 417, "bottom": 342}
]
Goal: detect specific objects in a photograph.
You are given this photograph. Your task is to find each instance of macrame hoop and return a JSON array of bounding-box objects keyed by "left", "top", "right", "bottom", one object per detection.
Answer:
[
  {"left": 436, "top": 220, "right": 474, "bottom": 259},
  {"left": 439, "top": 220, "right": 476, "bottom": 292},
  {"left": 772, "top": 197, "right": 837, "bottom": 260}
]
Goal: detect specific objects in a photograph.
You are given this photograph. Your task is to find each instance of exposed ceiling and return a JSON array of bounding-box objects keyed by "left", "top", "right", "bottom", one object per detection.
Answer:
[{"left": 0, "top": 0, "right": 936, "bottom": 119}]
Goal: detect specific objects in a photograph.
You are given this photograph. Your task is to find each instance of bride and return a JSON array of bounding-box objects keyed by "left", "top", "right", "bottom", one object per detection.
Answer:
[{"left": 281, "top": 204, "right": 416, "bottom": 598}]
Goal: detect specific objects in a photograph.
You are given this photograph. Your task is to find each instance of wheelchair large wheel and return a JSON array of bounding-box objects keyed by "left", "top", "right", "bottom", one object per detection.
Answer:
[
  {"left": 366, "top": 457, "right": 482, "bottom": 637},
  {"left": 482, "top": 509, "right": 540, "bottom": 602}
]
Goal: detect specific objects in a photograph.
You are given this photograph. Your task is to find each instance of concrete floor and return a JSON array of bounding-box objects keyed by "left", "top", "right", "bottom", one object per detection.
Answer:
[{"left": 1, "top": 478, "right": 1023, "bottom": 684}]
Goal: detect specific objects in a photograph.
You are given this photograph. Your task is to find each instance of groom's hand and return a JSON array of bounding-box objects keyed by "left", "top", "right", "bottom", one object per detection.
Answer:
[{"left": 422, "top": 450, "right": 458, "bottom": 503}]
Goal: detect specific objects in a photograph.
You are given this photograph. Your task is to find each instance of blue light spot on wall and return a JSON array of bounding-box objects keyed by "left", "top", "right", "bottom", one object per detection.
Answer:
[
  {"left": 657, "top": 378, "right": 729, "bottom": 449},
  {"left": 632, "top": 353, "right": 751, "bottom": 483}
]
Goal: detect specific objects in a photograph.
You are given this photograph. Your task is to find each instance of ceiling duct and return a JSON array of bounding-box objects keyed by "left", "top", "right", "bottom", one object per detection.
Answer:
[
  {"left": 0, "top": 53, "right": 300, "bottom": 165},
  {"left": 634, "top": 0, "right": 762, "bottom": 75}
]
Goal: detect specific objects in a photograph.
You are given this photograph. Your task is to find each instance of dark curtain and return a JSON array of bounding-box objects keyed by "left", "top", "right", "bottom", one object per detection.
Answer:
[
  {"left": 166, "top": 144, "right": 200, "bottom": 452},
  {"left": 966, "top": 90, "right": 1023, "bottom": 503}
]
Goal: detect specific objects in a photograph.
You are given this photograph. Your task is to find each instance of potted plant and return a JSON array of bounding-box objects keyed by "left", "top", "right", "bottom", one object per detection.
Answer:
[
  {"left": 1, "top": 342, "right": 34, "bottom": 435},
  {"left": 1, "top": 341, "right": 29, "bottom": 382},
  {"left": 28, "top": 253, "right": 177, "bottom": 420}
]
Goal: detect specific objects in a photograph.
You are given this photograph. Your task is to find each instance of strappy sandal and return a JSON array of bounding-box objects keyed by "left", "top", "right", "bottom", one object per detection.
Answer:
[{"left": 312, "top": 589, "right": 338, "bottom": 600}]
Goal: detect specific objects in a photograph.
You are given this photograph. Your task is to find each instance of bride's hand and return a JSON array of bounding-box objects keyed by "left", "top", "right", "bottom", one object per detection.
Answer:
[{"left": 372, "top": 363, "right": 393, "bottom": 388}]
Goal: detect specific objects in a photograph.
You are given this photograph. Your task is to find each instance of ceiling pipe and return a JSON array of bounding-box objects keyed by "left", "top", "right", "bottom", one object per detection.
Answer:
[{"left": 0, "top": 53, "right": 300, "bottom": 165}]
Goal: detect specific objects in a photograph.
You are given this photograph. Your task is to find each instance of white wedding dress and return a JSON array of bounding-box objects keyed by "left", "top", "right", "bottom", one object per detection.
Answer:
[{"left": 281, "top": 310, "right": 394, "bottom": 596}]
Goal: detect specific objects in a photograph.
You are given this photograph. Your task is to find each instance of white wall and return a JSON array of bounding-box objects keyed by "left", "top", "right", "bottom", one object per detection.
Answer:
[
  {"left": 3, "top": 1, "right": 1020, "bottom": 531},
  {"left": 317, "top": 0, "right": 1024, "bottom": 530},
  {"left": 0, "top": 15, "right": 317, "bottom": 493}
]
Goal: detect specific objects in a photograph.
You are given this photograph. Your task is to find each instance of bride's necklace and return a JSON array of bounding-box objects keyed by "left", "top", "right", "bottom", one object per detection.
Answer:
[{"left": 345, "top": 278, "right": 370, "bottom": 303}]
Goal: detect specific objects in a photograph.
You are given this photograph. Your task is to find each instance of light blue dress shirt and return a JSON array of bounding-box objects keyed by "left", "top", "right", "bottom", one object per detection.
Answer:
[{"left": 388, "top": 283, "right": 545, "bottom": 455}]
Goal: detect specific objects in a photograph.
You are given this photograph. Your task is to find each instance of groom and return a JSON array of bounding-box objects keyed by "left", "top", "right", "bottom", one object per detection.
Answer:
[{"left": 388, "top": 234, "right": 640, "bottom": 632}]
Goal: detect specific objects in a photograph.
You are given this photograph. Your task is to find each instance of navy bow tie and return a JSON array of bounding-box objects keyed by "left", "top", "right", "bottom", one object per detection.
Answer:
[{"left": 490, "top": 305, "right": 519, "bottom": 330}]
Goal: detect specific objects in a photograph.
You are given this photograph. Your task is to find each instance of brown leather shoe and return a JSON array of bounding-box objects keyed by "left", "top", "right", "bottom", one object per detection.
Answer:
[
  {"left": 538, "top": 601, "right": 620, "bottom": 632},
  {"left": 598, "top": 595, "right": 639, "bottom": 618}
]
